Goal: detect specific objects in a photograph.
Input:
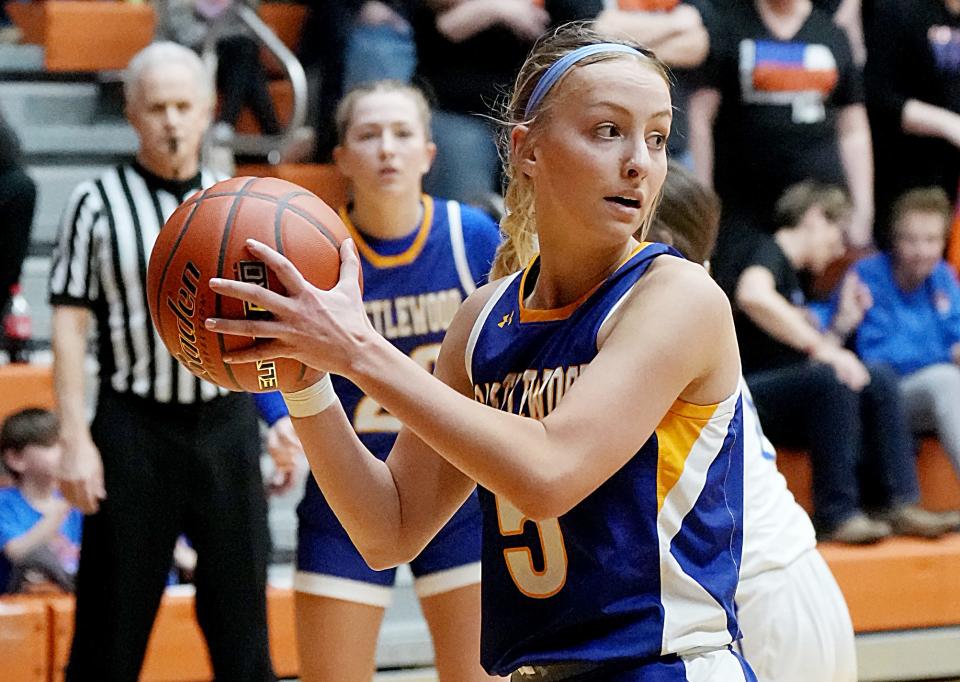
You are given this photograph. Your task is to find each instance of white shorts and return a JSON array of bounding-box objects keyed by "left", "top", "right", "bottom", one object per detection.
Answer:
[{"left": 736, "top": 548, "right": 857, "bottom": 682}]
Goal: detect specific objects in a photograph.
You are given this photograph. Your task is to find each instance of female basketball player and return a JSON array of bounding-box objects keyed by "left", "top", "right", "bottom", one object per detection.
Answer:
[
  {"left": 254, "top": 80, "right": 500, "bottom": 682},
  {"left": 649, "top": 163, "right": 857, "bottom": 682},
  {"left": 208, "top": 25, "right": 756, "bottom": 681}
]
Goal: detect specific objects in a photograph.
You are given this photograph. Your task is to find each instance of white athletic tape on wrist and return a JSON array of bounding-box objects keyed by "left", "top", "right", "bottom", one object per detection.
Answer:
[{"left": 282, "top": 374, "right": 338, "bottom": 418}]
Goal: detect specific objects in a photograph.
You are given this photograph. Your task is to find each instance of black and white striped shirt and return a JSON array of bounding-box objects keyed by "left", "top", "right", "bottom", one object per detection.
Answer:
[{"left": 49, "top": 162, "right": 228, "bottom": 404}]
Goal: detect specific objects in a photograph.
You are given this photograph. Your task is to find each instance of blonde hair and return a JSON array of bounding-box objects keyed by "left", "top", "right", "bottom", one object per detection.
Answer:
[
  {"left": 490, "top": 22, "right": 671, "bottom": 279},
  {"left": 334, "top": 80, "right": 432, "bottom": 144}
]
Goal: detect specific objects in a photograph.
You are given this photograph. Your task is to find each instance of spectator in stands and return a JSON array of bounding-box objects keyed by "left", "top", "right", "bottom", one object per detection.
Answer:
[
  {"left": 0, "top": 110, "right": 36, "bottom": 323},
  {"left": 0, "top": 408, "right": 81, "bottom": 595},
  {"left": 156, "top": 0, "right": 282, "bottom": 139},
  {"left": 688, "top": 0, "right": 874, "bottom": 290},
  {"left": 864, "top": 0, "right": 960, "bottom": 247},
  {"left": 412, "top": 0, "right": 594, "bottom": 204},
  {"left": 843, "top": 188, "right": 960, "bottom": 490},
  {"left": 343, "top": 2, "right": 417, "bottom": 90},
  {"left": 48, "top": 43, "right": 275, "bottom": 680},
  {"left": 594, "top": 0, "right": 713, "bottom": 164},
  {"left": 730, "top": 182, "right": 956, "bottom": 543}
]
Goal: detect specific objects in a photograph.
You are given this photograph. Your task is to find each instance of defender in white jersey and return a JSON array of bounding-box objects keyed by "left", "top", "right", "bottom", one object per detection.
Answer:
[{"left": 648, "top": 162, "right": 856, "bottom": 682}]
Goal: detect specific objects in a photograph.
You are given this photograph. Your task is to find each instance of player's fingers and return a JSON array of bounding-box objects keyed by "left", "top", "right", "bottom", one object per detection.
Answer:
[
  {"left": 208, "top": 277, "right": 287, "bottom": 313},
  {"left": 205, "top": 317, "right": 285, "bottom": 339},
  {"left": 335, "top": 239, "right": 362, "bottom": 296},
  {"left": 244, "top": 239, "right": 309, "bottom": 294},
  {"left": 219, "top": 340, "right": 289, "bottom": 364}
]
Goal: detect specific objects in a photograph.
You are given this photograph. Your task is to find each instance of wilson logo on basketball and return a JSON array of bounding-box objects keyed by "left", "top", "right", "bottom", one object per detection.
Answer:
[{"left": 166, "top": 260, "right": 209, "bottom": 379}]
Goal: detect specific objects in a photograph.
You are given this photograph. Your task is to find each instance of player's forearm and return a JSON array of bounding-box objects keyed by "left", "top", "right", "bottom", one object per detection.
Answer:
[
  {"left": 290, "top": 405, "right": 410, "bottom": 568},
  {"left": 348, "top": 336, "right": 568, "bottom": 520}
]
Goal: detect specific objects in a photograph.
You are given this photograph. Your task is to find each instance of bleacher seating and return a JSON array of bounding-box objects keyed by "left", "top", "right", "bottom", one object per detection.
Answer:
[
  {"left": 235, "top": 163, "right": 350, "bottom": 209},
  {"left": 5, "top": 1, "right": 156, "bottom": 73},
  {"left": 0, "top": 596, "right": 49, "bottom": 682}
]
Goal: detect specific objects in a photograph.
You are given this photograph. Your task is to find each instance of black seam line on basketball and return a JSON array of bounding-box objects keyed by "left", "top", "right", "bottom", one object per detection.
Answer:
[
  {"left": 215, "top": 178, "right": 261, "bottom": 391},
  {"left": 194, "top": 191, "right": 343, "bottom": 248},
  {"left": 153, "top": 190, "right": 207, "bottom": 339},
  {"left": 272, "top": 191, "right": 313, "bottom": 386},
  {"left": 273, "top": 190, "right": 314, "bottom": 255}
]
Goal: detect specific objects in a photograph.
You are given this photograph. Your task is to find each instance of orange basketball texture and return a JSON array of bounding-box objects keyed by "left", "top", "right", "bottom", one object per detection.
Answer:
[{"left": 147, "top": 176, "right": 354, "bottom": 393}]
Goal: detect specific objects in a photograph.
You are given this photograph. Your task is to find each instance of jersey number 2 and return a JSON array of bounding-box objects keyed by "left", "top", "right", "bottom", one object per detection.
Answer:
[
  {"left": 354, "top": 344, "right": 441, "bottom": 433},
  {"left": 495, "top": 496, "right": 567, "bottom": 599}
]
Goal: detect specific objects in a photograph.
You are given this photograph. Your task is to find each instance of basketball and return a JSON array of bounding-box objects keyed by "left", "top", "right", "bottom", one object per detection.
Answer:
[{"left": 146, "top": 176, "right": 354, "bottom": 393}]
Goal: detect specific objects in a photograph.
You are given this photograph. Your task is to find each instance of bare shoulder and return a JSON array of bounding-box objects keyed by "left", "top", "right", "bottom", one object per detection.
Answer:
[
  {"left": 435, "top": 274, "right": 516, "bottom": 392},
  {"left": 600, "top": 255, "right": 740, "bottom": 403},
  {"left": 641, "top": 255, "right": 730, "bottom": 311},
  {"left": 602, "top": 255, "right": 731, "bottom": 342}
]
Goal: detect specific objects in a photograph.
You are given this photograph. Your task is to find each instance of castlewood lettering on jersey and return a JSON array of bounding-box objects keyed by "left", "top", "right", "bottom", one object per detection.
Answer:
[
  {"left": 474, "top": 365, "right": 589, "bottom": 419},
  {"left": 365, "top": 289, "right": 463, "bottom": 339}
]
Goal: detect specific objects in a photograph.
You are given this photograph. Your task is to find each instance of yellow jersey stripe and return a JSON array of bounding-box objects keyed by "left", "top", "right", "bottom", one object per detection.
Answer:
[
  {"left": 654, "top": 401, "right": 720, "bottom": 512},
  {"left": 518, "top": 242, "right": 652, "bottom": 323},
  {"left": 338, "top": 195, "right": 434, "bottom": 268}
]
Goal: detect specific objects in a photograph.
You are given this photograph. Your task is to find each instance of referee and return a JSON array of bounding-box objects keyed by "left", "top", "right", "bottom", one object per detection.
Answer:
[{"left": 49, "top": 42, "right": 275, "bottom": 681}]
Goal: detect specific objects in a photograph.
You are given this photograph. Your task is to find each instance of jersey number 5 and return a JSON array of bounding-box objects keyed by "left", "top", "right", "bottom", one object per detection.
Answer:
[
  {"left": 495, "top": 496, "right": 567, "bottom": 599},
  {"left": 355, "top": 344, "right": 442, "bottom": 433}
]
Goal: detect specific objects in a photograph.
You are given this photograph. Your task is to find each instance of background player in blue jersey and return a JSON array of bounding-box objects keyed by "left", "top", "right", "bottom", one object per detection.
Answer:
[
  {"left": 209, "top": 25, "right": 755, "bottom": 681},
  {"left": 648, "top": 163, "right": 857, "bottom": 682},
  {"left": 255, "top": 80, "right": 500, "bottom": 682}
]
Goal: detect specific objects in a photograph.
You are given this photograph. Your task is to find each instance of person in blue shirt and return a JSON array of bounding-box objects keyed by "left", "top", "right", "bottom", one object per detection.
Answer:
[
  {"left": 0, "top": 408, "right": 82, "bottom": 594},
  {"left": 850, "top": 187, "right": 960, "bottom": 489}
]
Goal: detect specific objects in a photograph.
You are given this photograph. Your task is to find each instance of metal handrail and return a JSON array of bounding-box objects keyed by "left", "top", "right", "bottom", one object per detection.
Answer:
[{"left": 203, "top": 2, "right": 309, "bottom": 160}]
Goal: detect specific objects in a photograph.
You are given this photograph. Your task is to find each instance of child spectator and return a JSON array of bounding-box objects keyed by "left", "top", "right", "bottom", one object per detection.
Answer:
[
  {"left": 846, "top": 187, "right": 960, "bottom": 494},
  {"left": 729, "top": 182, "right": 955, "bottom": 543},
  {"left": 0, "top": 408, "right": 81, "bottom": 594}
]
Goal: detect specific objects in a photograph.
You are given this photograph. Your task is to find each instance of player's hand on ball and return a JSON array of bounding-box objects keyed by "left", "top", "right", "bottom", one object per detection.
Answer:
[{"left": 205, "top": 238, "right": 372, "bottom": 377}]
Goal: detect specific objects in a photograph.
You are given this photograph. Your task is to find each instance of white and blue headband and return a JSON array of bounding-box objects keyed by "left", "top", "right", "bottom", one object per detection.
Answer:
[{"left": 524, "top": 43, "right": 644, "bottom": 119}]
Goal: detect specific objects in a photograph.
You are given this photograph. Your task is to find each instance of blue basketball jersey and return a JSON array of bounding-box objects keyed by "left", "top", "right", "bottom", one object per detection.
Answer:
[
  {"left": 465, "top": 243, "right": 745, "bottom": 675},
  {"left": 298, "top": 196, "right": 501, "bottom": 519}
]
